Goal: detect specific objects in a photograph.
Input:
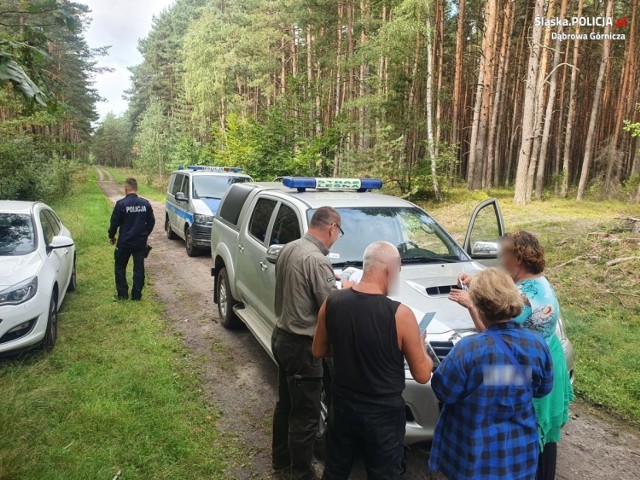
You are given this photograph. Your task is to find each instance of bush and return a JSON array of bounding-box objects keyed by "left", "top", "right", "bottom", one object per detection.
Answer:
[{"left": 0, "top": 135, "right": 77, "bottom": 202}]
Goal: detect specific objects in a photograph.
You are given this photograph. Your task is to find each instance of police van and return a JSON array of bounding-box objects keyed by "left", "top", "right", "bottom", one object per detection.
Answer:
[{"left": 165, "top": 166, "right": 253, "bottom": 256}]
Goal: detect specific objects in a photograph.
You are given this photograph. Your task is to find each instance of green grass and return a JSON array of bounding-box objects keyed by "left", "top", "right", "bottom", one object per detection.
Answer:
[
  {"left": 0, "top": 169, "right": 232, "bottom": 479},
  {"left": 420, "top": 190, "right": 640, "bottom": 424},
  {"left": 105, "top": 167, "right": 166, "bottom": 202}
]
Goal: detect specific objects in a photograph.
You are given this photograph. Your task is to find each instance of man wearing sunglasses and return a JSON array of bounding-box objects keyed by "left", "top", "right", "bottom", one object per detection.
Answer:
[{"left": 272, "top": 206, "right": 348, "bottom": 480}]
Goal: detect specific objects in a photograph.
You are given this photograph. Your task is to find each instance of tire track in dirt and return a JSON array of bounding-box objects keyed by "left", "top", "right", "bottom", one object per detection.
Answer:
[{"left": 95, "top": 167, "right": 640, "bottom": 480}]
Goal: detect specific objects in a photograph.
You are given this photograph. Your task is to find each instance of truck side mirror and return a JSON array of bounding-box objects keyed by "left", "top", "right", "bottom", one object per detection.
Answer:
[
  {"left": 471, "top": 241, "right": 499, "bottom": 258},
  {"left": 175, "top": 192, "right": 187, "bottom": 202},
  {"left": 266, "top": 244, "right": 284, "bottom": 264}
]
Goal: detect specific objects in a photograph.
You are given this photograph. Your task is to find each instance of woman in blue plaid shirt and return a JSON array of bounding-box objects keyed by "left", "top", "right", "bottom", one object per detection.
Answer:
[
  {"left": 429, "top": 268, "right": 554, "bottom": 480},
  {"left": 450, "top": 231, "right": 574, "bottom": 479}
]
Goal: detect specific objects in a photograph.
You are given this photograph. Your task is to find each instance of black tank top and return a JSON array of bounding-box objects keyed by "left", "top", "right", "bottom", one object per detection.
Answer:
[{"left": 325, "top": 288, "right": 404, "bottom": 396}]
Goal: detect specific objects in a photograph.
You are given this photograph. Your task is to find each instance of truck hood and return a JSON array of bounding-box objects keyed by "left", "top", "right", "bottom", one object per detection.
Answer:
[
  {"left": 335, "top": 261, "right": 486, "bottom": 342},
  {"left": 0, "top": 251, "right": 42, "bottom": 289}
]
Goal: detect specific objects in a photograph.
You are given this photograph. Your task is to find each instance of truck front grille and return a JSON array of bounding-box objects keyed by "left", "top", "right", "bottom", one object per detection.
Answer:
[{"left": 429, "top": 341, "right": 454, "bottom": 362}]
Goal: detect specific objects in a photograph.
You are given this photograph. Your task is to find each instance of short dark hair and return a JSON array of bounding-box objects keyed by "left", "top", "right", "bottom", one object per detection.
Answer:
[
  {"left": 502, "top": 230, "right": 546, "bottom": 274},
  {"left": 125, "top": 177, "right": 138, "bottom": 190},
  {"left": 309, "top": 206, "right": 341, "bottom": 229}
]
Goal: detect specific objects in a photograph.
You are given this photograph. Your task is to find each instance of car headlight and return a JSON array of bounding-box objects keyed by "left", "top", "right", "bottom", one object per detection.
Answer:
[
  {"left": 194, "top": 214, "right": 214, "bottom": 224},
  {"left": 0, "top": 277, "right": 38, "bottom": 306}
]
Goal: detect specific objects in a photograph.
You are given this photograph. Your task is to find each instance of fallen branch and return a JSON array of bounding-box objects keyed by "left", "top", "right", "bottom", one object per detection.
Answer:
[
  {"left": 553, "top": 255, "right": 598, "bottom": 269},
  {"left": 605, "top": 256, "right": 640, "bottom": 267},
  {"left": 112, "top": 470, "right": 122, "bottom": 480},
  {"left": 616, "top": 216, "right": 640, "bottom": 223}
]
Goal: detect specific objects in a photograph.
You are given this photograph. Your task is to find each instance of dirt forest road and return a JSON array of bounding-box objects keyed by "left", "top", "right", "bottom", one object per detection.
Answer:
[{"left": 96, "top": 168, "right": 640, "bottom": 480}]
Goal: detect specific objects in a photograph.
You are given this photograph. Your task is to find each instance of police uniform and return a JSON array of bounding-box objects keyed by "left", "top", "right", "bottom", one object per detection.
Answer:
[
  {"left": 272, "top": 232, "right": 336, "bottom": 480},
  {"left": 108, "top": 193, "right": 155, "bottom": 300}
]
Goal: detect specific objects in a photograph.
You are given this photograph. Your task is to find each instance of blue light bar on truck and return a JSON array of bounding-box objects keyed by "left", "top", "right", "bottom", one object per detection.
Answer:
[
  {"left": 178, "top": 165, "right": 244, "bottom": 173},
  {"left": 282, "top": 177, "right": 383, "bottom": 192}
]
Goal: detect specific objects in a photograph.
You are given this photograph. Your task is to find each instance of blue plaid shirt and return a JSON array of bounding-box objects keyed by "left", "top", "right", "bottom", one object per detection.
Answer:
[{"left": 428, "top": 321, "right": 554, "bottom": 480}]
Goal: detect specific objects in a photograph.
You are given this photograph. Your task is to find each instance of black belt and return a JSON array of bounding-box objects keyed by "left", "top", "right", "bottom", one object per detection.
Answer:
[{"left": 274, "top": 326, "right": 313, "bottom": 342}]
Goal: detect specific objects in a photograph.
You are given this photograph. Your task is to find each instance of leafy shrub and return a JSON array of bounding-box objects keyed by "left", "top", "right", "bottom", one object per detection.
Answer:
[{"left": 0, "top": 135, "right": 77, "bottom": 202}]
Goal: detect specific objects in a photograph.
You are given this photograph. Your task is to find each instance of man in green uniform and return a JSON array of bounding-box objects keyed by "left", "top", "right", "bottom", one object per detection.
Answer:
[{"left": 271, "top": 206, "right": 348, "bottom": 480}]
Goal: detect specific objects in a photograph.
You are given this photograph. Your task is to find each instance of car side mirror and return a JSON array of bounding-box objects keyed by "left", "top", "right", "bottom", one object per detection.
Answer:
[
  {"left": 48, "top": 235, "right": 74, "bottom": 252},
  {"left": 266, "top": 244, "right": 284, "bottom": 264},
  {"left": 175, "top": 192, "right": 187, "bottom": 202},
  {"left": 471, "top": 241, "right": 499, "bottom": 258}
]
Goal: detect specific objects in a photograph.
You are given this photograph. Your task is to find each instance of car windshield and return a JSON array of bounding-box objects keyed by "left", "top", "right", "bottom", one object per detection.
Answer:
[
  {"left": 192, "top": 175, "right": 251, "bottom": 199},
  {"left": 307, "top": 207, "right": 466, "bottom": 265},
  {"left": 0, "top": 213, "right": 36, "bottom": 256}
]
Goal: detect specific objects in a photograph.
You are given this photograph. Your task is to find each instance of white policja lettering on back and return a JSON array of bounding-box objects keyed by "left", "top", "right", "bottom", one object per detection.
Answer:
[{"left": 126, "top": 206, "right": 147, "bottom": 213}]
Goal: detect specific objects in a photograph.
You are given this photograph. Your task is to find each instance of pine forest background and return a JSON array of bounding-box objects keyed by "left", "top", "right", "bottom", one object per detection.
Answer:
[{"left": 2, "top": 0, "right": 640, "bottom": 204}]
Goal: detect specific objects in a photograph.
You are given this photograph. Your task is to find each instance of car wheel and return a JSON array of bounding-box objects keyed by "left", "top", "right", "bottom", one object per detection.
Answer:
[
  {"left": 315, "top": 365, "right": 332, "bottom": 460},
  {"left": 185, "top": 226, "right": 201, "bottom": 257},
  {"left": 67, "top": 256, "right": 77, "bottom": 292},
  {"left": 166, "top": 215, "right": 177, "bottom": 240},
  {"left": 42, "top": 292, "right": 58, "bottom": 351},
  {"left": 217, "top": 267, "right": 243, "bottom": 329}
]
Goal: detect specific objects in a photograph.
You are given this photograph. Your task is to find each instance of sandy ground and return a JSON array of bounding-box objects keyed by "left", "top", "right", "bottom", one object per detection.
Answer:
[{"left": 97, "top": 168, "right": 640, "bottom": 480}]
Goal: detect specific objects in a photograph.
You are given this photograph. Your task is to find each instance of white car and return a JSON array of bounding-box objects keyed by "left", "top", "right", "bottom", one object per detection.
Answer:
[{"left": 0, "top": 201, "right": 76, "bottom": 354}]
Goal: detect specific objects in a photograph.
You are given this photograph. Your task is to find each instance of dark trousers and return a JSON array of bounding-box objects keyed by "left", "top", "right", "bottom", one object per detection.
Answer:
[
  {"left": 114, "top": 246, "right": 146, "bottom": 300},
  {"left": 536, "top": 442, "right": 557, "bottom": 480},
  {"left": 272, "top": 327, "right": 323, "bottom": 480},
  {"left": 322, "top": 388, "right": 406, "bottom": 480}
]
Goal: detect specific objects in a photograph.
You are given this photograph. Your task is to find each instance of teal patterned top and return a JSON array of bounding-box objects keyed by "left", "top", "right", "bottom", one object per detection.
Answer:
[{"left": 513, "top": 276, "right": 559, "bottom": 344}]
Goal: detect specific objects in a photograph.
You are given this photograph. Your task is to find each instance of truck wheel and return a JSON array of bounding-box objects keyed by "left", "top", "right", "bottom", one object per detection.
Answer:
[
  {"left": 217, "top": 267, "right": 242, "bottom": 329},
  {"left": 185, "top": 226, "right": 201, "bottom": 257},
  {"left": 315, "top": 365, "right": 332, "bottom": 460},
  {"left": 166, "top": 215, "right": 177, "bottom": 240}
]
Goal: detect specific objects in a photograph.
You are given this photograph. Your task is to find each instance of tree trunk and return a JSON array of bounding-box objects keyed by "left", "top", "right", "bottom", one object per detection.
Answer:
[
  {"left": 525, "top": 0, "right": 556, "bottom": 202},
  {"left": 425, "top": 23, "right": 442, "bottom": 201},
  {"left": 560, "top": 0, "right": 583, "bottom": 197},
  {"left": 450, "top": 0, "right": 466, "bottom": 182},
  {"left": 467, "top": 0, "right": 497, "bottom": 189},
  {"left": 513, "top": 0, "right": 545, "bottom": 205},
  {"left": 576, "top": 0, "right": 614, "bottom": 201},
  {"left": 535, "top": 0, "right": 568, "bottom": 199},
  {"left": 487, "top": 0, "right": 513, "bottom": 189},
  {"left": 335, "top": 3, "right": 343, "bottom": 119}
]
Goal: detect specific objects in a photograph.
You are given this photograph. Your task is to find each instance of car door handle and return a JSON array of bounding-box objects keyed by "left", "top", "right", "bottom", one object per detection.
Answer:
[
  {"left": 238, "top": 244, "right": 245, "bottom": 252},
  {"left": 259, "top": 261, "right": 268, "bottom": 271}
]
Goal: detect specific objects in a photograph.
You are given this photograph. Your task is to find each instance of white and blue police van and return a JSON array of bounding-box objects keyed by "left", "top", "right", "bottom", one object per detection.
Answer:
[{"left": 165, "top": 166, "right": 253, "bottom": 256}]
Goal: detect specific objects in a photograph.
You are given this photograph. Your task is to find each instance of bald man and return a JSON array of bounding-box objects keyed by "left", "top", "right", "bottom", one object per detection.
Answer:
[{"left": 313, "top": 241, "right": 433, "bottom": 480}]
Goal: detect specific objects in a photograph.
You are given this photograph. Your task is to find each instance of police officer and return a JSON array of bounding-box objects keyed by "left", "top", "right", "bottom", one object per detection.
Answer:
[
  {"left": 108, "top": 178, "right": 155, "bottom": 301},
  {"left": 272, "top": 206, "right": 351, "bottom": 480}
]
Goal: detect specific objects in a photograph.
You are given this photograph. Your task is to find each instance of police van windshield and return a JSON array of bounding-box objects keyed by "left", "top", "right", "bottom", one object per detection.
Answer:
[
  {"left": 192, "top": 175, "right": 251, "bottom": 200},
  {"left": 306, "top": 207, "right": 466, "bottom": 265},
  {"left": 0, "top": 213, "right": 36, "bottom": 256}
]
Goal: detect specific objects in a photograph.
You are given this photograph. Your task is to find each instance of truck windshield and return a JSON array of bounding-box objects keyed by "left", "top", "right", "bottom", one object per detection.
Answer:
[
  {"left": 307, "top": 207, "right": 466, "bottom": 265},
  {"left": 0, "top": 213, "right": 36, "bottom": 256},
  {"left": 192, "top": 175, "right": 251, "bottom": 200}
]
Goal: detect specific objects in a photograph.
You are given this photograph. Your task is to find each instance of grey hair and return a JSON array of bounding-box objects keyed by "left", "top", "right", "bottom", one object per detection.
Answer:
[
  {"left": 309, "top": 206, "right": 341, "bottom": 230},
  {"left": 363, "top": 241, "right": 400, "bottom": 272}
]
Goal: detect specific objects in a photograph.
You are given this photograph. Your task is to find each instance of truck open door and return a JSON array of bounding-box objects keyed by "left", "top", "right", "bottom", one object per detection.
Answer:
[{"left": 463, "top": 198, "right": 505, "bottom": 267}]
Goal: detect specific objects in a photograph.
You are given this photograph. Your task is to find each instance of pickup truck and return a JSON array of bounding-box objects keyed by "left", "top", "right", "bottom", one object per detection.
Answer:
[{"left": 210, "top": 177, "right": 575, "bottom": 444}]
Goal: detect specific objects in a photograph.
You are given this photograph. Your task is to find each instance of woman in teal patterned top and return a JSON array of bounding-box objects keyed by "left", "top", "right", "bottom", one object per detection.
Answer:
[{"left": 450, "top": 230, "right": 574, "bottom": 480}]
